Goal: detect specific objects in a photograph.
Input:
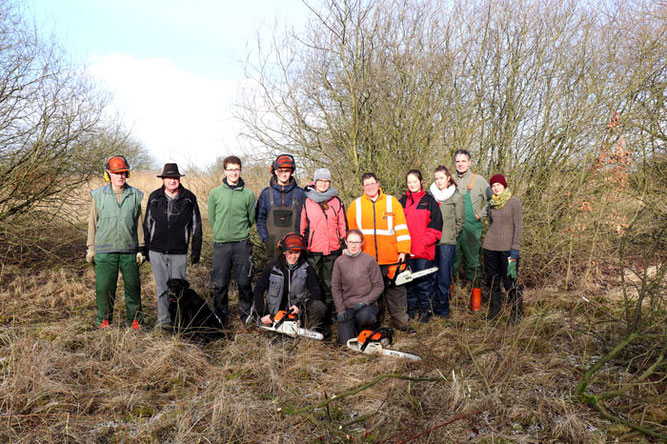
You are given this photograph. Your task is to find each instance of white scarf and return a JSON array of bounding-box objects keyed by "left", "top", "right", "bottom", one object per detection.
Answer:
[{"left": 429, "top": 182, "right": 456, "bottom": 203}]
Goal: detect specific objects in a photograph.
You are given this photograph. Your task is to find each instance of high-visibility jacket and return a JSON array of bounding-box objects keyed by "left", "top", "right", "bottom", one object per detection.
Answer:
[{"left": 346, "top": 188, "right": 411, "bottom": 265}]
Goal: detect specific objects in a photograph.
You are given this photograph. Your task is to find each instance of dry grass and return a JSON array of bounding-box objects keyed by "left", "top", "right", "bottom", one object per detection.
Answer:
[
  {"left": 1, "top": 260, "right": 663, "bottom": 443},
  {"left": 0, "top": 171, "right": 664, "bottom": 442}
]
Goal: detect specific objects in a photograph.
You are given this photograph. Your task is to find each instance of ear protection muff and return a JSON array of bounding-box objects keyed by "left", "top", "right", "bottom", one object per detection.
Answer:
[
  {"left": 270, "top": 154, "right": 296, "bottom": 175},
  {"left": 278, "top": 232, "right": 304, "bottom": 252},
  {"left": 104, "top": 155, "right": 131, "bottom": 181}
]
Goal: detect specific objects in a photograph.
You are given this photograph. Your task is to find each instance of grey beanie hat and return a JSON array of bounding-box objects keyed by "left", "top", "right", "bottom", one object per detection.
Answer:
[{"left": 313, "top": 168, "right": 332, "bottom": 182}]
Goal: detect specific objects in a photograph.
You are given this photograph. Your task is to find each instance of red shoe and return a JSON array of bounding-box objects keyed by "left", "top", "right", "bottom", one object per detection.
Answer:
[
  {"left": 99, "top": 320, "right": 110, "bottom": 329},
  {"left": 131, "top": 320, "right": 141, "bottom": 331}
]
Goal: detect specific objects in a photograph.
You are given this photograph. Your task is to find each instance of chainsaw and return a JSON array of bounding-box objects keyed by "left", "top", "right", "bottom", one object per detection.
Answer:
[
  {"left": 260, "top": 309, "right": 323, "bottom": 340},
  {"left": 346, "top": 328, "right": 421, "bottom": 360},
  {"left": 385, "top": 260, "right": 438, "bottom": 287}
]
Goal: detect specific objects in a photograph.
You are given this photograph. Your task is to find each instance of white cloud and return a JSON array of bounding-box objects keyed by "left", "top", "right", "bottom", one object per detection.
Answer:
[{"left": 88, "top": 53, "right": 243, "bottom": 169}]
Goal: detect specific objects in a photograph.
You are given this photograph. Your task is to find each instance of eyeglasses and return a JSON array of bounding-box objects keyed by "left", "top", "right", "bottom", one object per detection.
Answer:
[
  {"left": 362, "top": 182, "right": 379, "bottom": 188},
  {"left": 225, "top": 168, "right": 241, "bottom": 172}
]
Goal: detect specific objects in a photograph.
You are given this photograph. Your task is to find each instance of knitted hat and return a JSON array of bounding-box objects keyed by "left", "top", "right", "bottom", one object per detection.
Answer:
[
  {"left": 489, "top": 174, "right": 507, "bottom": 188},
  {"left": 313, "top": 168, "right": 331, "bottom": 182},
  {"left": 279, "top": 232, "right": 305, "bottom": 252}
]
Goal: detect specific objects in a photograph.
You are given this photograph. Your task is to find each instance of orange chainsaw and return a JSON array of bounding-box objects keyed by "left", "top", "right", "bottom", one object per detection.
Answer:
[
  {"left": 346, "top": 328, "right": 421, "bottom": 360},
  {"left": 260, "top": 309, "right": 323, "bottom": 340},
  {"left": 385, "top": 260, "right": 438, "bottom": 287}
]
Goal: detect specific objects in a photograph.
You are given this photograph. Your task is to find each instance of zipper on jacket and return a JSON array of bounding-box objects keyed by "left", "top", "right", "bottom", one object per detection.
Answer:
[{"left": 372, "top": 200, "right": 378, "bottom": 262}]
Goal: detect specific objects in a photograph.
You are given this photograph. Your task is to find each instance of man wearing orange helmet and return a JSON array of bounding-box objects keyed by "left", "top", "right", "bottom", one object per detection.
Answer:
[
  {"left": 86, "top": 155, "right": 146, "bottom": 330},
  {"left": 256, "top": 154, "right": 306, "bottom": 258}
]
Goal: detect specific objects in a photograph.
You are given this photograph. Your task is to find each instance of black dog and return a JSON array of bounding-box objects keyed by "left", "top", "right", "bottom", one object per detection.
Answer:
[{"left": 167, "top": 278, "right": 226, "bottom": 342}]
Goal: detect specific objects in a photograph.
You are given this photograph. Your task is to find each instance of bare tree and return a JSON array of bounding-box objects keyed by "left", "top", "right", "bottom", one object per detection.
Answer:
[{"left": 0, "top": 1, "right": 149, "bottom": 226}]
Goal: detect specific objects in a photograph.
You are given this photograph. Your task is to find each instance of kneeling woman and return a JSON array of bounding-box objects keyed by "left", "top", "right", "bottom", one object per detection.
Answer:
[
  {"left": 331, "top": 230, "right": 385, "bottom": 345},
  {"left": 254, "top": 233, "right": 327, "bottom": 329}
]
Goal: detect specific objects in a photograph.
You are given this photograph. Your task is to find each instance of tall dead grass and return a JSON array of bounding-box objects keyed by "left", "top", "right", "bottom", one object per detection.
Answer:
[
  {"left": 0, "top": 166, "right": 664, "bottom": 442},
  {"left": 3, "top": 258, "right": 663, "bottom": 442}
]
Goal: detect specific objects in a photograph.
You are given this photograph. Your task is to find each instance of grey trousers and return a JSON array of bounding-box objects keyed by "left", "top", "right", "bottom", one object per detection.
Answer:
[
  {"left": 379, "top": 265, "right": 409, "bottom": 329},
  {"left": 149, "top": 251, "right": 187, "bottom": 326}
]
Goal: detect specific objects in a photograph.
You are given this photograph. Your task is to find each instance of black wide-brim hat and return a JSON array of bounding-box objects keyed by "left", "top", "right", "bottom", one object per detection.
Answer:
[{"left": 157, "top": 163, "right": 184, "bottom": 178}]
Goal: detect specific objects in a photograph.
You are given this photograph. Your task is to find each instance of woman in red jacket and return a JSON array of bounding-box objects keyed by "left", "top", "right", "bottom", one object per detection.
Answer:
[
  {"left": 300, "top": 168, "right": 347, "bottom": 324},
  {"left": 399, "top": 169, "right": 443, "bottom": 323}
]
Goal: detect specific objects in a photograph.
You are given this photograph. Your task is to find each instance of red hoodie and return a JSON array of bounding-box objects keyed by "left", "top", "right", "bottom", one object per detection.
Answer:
[{"left": 399, "top": 190, "right": 443, "bottom": 261}]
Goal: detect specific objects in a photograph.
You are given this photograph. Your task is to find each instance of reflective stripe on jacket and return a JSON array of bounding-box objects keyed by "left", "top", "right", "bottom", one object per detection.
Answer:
[{"left": 345, "top": 188, "right": 411, "bottom": 265}]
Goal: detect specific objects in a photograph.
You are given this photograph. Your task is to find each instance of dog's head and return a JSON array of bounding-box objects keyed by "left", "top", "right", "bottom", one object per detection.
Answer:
[{"left": 167, "top": 278, "right": 190, "bottom": 303}]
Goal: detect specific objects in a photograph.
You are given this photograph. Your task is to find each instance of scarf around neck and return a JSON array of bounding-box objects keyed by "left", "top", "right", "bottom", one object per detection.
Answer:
[
  {"left": 305, "top": 184, "right": 338, "bottom": 203},
  {"left": 489, "top": 189, "right": 512, "bottom": 209},
  {"left": 429, "top": 182, "right": 456, "bottom": 203}
]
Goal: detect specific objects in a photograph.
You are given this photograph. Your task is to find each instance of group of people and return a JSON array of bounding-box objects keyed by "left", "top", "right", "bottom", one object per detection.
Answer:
[{"left": 85, "top": 150, "right": 523, "bottom": 343}]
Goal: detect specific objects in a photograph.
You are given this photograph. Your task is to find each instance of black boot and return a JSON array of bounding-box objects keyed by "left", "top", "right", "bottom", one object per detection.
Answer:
[
  {"left": 509, "top": 286, "right": 523, "bottom": 325},
  {"left": 486, "top": 289, "right": 502, "bottom": 321}
]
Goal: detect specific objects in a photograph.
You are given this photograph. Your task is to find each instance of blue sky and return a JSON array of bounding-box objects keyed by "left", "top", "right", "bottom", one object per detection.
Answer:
[{"left": 28, "top": 0, "right": 311, "bottom": 169}]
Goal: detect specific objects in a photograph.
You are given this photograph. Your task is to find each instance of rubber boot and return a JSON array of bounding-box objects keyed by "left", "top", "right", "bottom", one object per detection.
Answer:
[
  {"left": 486, "top": 289, "right": 502, "bottom": 320},
  {"left": 509, "top": 287, "right": 523, "bottom": 325},
  {"left": 471, "top": 288, "right": 482, "bottom": 311}
]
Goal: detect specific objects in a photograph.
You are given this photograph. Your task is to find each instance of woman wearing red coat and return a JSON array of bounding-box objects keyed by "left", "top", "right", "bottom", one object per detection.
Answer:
[{"left": 399, "top": 169, "right": 443, "bottom": 323}]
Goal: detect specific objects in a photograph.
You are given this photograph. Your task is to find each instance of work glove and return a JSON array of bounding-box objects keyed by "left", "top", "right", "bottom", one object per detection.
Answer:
[
  {"left": 336, "top": 311, "right": 350, "bottom": 323},
  {"left": 509, "top": 249, "right": 519, "bottom": 260},
  {"left": 354, "top": 302, "right": 368, "bottom": 312},
  {"left": 136, "top": 252, "right": 146, "bottom": 266},
  {"left": 507, "top": 259, "right": 517, "bottom": 279},
  {"left": 85, "top": 247, "right": 95, "bottom": 265},
  {"left": 191, "top": 255, "right": 200, "bottom": 265}
]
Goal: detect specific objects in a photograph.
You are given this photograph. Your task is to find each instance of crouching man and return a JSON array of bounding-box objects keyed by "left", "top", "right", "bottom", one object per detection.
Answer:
[
  {"left": 253, "top": 233, "right": 326, "bottom": 330},
  {"left": 86, "top": 155, "right": 145, "bottom": 329}
]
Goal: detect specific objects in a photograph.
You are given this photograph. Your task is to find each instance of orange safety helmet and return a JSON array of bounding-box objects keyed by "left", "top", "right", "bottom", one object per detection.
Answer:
[{"left": 103, "top": 155, "right": 131, "bottom": 181}]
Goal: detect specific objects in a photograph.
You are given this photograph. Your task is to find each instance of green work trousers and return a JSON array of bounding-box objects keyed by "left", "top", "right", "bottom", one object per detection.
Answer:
[
  {"left": 453, "top": 192, "right": 482, "bottom": 286},
  {"left": 95, "top": 253, "right": 142, "bottom": 326}
]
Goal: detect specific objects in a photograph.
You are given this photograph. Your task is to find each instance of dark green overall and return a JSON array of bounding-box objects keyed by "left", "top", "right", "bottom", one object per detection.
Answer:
[{"left": 453, "top": 174, "right": 482, "bottom": 286}]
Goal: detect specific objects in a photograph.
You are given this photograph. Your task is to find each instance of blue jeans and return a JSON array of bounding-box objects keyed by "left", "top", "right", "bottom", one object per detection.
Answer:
[
  {"left": 406, "top": 258, "right": 436, "bottom": 312},
  {"left": 434, "top": 244, "right": 456, "bottom": 316}
]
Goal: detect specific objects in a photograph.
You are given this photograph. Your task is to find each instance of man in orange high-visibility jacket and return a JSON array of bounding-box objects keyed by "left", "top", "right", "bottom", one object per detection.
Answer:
[{"left": 346, "top": 173, "right": 415, "bottom": 333}]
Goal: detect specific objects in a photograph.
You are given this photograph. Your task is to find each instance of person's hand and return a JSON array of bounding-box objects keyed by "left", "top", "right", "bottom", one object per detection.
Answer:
[
  {"left": 261, "top": 314, "right": 272, "bottom": 325},
  {"left": 354, "top": 302, "right": 367, "bottom": 312},
  {"left": 85, "top": 247, "right": 95, "bottom": 265},
  {"left": 337, "top": 311, "right": 349, "bottom": 323},
  {"left": 507, "top": 259, "right": 517, "bottom": 279},
  {"left": 289, "top": 305, "right": 299, "bottom": 315},
  {"left": 136, "top": 252, "right": 146, "bottom": 266},
  {"left": 475, "top": 212, "right": 480, "bottom": 220},
  {"left": 398, "top": 253, "right": 406, "bottom": 262}
]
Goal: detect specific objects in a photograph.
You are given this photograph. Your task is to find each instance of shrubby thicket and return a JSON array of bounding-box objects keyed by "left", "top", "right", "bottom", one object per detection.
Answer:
[
  {"left": 238, "top": 0, "right": 665, "bottom": 288},
  {"left": 0, "top": 1, "right": 151, "bottom": 261}
]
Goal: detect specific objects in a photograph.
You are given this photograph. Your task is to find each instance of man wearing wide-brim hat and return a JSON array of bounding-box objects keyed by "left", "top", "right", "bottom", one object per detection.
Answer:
[{"left": 144, "top": 163, "right": 202, "bottom": 330}]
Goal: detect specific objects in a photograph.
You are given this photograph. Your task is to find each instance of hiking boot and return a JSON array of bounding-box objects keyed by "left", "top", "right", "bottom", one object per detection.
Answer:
[
  {"left": 419, "top": 311, "right": 433, "bottom": 324},
  {"left": 407, "top": 309, "right": 416, "bottom": 320},
  {"left": 98, "top": 320, "right": 110, "bottom": 329},
  {"left": 131, "top": 320, "right": 142, "bottom": 331},
  {"left": 398, "top": 325, "right": 417, "bottom": 335}
]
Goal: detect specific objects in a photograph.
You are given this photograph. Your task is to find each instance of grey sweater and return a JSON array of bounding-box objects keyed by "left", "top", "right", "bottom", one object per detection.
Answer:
[
  {"left": 483, "top": 196, "right": 522, "bottom": 252},
  {"left": 331, "top": 252, "right": 384, "bottom": 314}
]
